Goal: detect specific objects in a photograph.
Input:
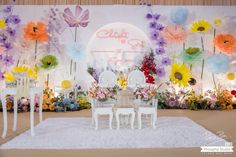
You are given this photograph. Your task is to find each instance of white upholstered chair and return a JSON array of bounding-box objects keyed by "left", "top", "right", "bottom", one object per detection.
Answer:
[
  {"left": 91, "top": 70, "right": 117, "bottom": 130},
  {"left": 128, "top": 70, "right": 158, "bottom": 129}
]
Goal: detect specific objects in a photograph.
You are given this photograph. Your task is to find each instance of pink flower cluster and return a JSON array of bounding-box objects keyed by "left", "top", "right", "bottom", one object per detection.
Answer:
[
  {"left": 134, "top": 85, "right": 158, "bottom": 100},
  {"left": 88, "top": 81, "right": 116, "bottom": 101}
]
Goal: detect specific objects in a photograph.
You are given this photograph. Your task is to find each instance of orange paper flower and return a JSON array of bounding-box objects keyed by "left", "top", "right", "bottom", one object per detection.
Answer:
[
  {"left": 162, "top": 25, "right": 187, "bottom": 44},
  {"left": 214, "top": 34, "right": 236, "bottom": 54},
  {"left": 24, "top": 21, "right": 48, "bottom": 42}
]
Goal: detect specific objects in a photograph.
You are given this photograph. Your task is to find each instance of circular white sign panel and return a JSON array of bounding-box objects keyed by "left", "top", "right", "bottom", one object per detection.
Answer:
[{"left": 87, "top": 22, "right": 151, "bottom": 71}]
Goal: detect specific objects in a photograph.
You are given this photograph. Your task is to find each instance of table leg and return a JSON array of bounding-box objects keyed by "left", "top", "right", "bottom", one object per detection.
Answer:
[
  {"left": 30, "top": 96, "right": 35, "bottom": 136},
  {"left": 39, "top": 93, "right": 43, "bottom": 123},
  {"left": 138, "top": 112, "right": 142, "bottom": 129},
  {"left": 13, "top": 96, "right": 18, "bottom": 131},
  {"left": 1, "top": 95, "right": 7, "bottom": 138},
  {"left": 109, "top": 113, "right": 113, "bottom": 130}
]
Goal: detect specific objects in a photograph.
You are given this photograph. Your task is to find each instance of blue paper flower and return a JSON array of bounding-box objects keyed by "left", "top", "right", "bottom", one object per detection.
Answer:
[
  {"left": 66, "top": 42, "right": 84, "bottom": 62},
  {"left": 170, "top": 7, "right": 188, "bottom": 25},
  {"left": 206, "top": 54, "right": 229, "bottom": 74}
]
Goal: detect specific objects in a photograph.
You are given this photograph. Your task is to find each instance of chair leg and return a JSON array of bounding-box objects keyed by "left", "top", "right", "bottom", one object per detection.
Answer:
[
  {"left": 138, "top": 112, "right": 142, "bottom": 129},
  {"left": 130, "top": 112, "right": 135, "bottom": 129},
  {"left": 109, "top": 113, "right": 113, "bottom": 129},
  {"left": 94, "top": 113, "right": 98, "bottom": 130},
  {"left": 116, "top": 113, "right": 120, "bottom": 130},
  {"left": 30, "top": 97, "right": 35, "bottom": 136},
  {"left": 152, "top": 112, "right": 157, "bottom": 128},
  {"left": 13, "top": 96, "right": 18, "bottom": 132},
  {"left": 1, "top": 96, "right": 7, "bottom": 138}
]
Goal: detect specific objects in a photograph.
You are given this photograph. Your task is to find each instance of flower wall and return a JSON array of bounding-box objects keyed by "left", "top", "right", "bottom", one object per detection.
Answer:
[{"left": 0, "top": 4, "right": 236, "bottom": 111}]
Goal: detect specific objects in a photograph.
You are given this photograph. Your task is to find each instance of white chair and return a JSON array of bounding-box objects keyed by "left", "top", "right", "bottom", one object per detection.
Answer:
[
  {"left": 91, "top": 71, "right": 117, "bottom": 130},
  {"left": 128, "top": 70, "right": 158, "bottom": 129},
  {"left": 1, "top": 87, "right": 43, "bottom": 138},
  {"left": 137, "top": 98, "right": 158, "bottom": 129}
]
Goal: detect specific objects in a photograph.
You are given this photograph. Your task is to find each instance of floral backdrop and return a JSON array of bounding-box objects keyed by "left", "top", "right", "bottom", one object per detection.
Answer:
[{"left": 0, "top": 3, "right": 236, "bottom": 112}]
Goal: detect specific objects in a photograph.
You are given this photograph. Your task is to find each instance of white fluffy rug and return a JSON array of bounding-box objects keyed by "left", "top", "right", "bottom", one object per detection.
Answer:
[{"left": 0, "top": 117, "right": 227, "bottom": 149}]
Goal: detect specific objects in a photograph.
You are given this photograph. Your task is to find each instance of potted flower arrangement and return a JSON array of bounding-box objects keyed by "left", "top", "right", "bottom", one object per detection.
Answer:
[{"left": 134, "top": 85, "right": 158, "bottom": 103}]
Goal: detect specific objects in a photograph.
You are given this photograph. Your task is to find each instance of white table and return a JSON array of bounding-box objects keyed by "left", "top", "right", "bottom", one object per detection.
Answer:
[{"left": 1, "top": 87, "right": 43, "bottom": 138}]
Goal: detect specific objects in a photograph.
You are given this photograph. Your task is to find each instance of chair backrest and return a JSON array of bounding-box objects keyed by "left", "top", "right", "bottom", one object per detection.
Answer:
[
  {"left": 128, "top": 70, "right": 146, "bottom": 88},
  {"left": 115, "top": 90, "right": 135, "bottom": 108},
  {"left": 98, "top": 70, "right": 117, "bottom": 87}
]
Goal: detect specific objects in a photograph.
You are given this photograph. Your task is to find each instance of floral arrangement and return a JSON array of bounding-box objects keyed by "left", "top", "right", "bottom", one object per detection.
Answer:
[
  {"left": 117, "top": 72, "right": 128, "bottom": 90},
  {"left": 134, "top": 85, "right": 158, "bottom": 101},
  {"left": 140, "top": 52, "right": 157, "bottom": 84},
  {"left": 88, "top": 81, "right": 118, "bottom": 101}
]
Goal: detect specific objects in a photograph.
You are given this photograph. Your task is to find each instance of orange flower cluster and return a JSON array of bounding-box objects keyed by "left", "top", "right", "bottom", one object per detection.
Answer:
[
  {"left": 214, "top": 34, "right": 236, "bottom": 54},
  {"left": 218, "top": 90, "right": 234, "bottom": 110},
  {"left": 24, "top": 21, "right": 48, "bottom": 42},
  {"left": 43, "top": 83, "right": 55, "bottom": 111}
]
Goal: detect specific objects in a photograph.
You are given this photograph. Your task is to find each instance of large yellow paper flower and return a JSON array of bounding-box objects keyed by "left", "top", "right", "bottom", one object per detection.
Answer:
[
  {"left": 61, "top": 80, "right": 72, "bottom": 89},
  {"left": 169, "top": 63, "right": 192, "bottom": 87},
  {"left": 191, "top": 19, "right": 211, "bottom": 33},
  {"left": 4, "top": 72, "right": 15, "bottom": 82},
  {"left": 12, "top": 66, "right": 37, "bottom": 80},
  {"left": 0, "top": 19, "right": 6, "bottom": 29}
]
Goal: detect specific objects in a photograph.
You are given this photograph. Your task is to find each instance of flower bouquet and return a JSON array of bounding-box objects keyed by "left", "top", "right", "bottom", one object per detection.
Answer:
[{"left": 134, "top": 85, "right": 158, "bottom": 102}]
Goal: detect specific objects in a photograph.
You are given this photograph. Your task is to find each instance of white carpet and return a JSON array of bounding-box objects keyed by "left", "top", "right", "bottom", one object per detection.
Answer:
[{"left": 0, "top": 117, "right": 227, "bottom": 149}]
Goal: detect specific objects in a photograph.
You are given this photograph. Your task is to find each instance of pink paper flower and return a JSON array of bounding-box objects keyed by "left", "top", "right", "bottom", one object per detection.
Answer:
[
  {"left": 63, "top": 5, "right": 89, "bottom": 27},
  {"left": 162, "top": 25, "right": 187, "bottom": 44}
]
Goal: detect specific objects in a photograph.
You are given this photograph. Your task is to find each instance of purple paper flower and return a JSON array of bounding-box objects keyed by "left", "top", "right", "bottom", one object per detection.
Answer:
[
  {"left": 3, "top": 6, "right": 12, "bottom": 13},
  {"left": 9, "top": 15, "right": 21, "bottom": 24},
  {"left": 7, "top": 27, "right": 16, "bottom": 37},
  {"left": 153, "top": 14, "right": 160, "bottom": 20},
  {"left": 63, "top": 5, "right": 89, "bottom": 27},
  {"left": 156, "top": 67, "right": 165, "bottom": 77},
  {"left": 156, "top": 37, "right": 166, "bottom": 46},
  {"left": 4, "top": 55, "right": 14, "bottom": 67},
  {"left": 146, "top": 13, "right": 152, "bottom": 19},
  {"left": 161, "top": 57, "right": 171, "bottom": 66},
  {"left": 0, "top": 55, "right": 3, "bottom": 60},
  {"left": 0, "top": 34, "right": 7, "bottom": 43},
  {"left": 150, "top": 31, "right": 159, "bottom": 40},
  {"left": 149, "top": 21, "right": 157, "bottom": 29},
  {"left": 3, "top": 42, "right": 12, "bottom": 51},
  {"left": 155, "top": 47, "right": 165, "bottom": 55},
  {"left": 156, "top": 24, "right": 164, "bottom": 31},
  {"left": 0, "top": 71, "right": 5, "bottom": 81}
]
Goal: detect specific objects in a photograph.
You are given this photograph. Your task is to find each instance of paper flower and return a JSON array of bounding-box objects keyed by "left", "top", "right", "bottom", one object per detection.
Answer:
[
  {"left": 4, "top": 72, "right": 15, "bottom": 82},
  {"left": 206, "top": 54, "right": 229, "bottom": 74},
  {"left": 181, "top": 47, "right": 203, "bottom": 64},
  {"left": 66, "top": 43, "right": 84, "bottom": 62},
  {"left": 0, "top": 46, "right": 6, "bottom": 54},
  {"left": 226, "top": 72, "right": 235, "bottom": 80},
  {"left": 191, "top": 20, "right": 211, "bottom": 33},
  {"left": 6, "top": 15, "right": 21, "bottom": 24},
  {"left": 170, "top": 7, "right": 188, "bottom": 25},
  {"left": 161, "top": 57, "right": 171, "bottom": 66},
  {"left": 162, "top": 25, "right": 187, "bottom": 44},
  {"left": 39, "top": 55, "right": 58, "bottom": 70},
  {"left": 12, "top": 65, "right": 37, "bottom": 80},
  {"left": 214, "top": 34, "right": 236, "bottom": 54},
  {"left": 0, "top": 19, "right": 6, "bottom": 29},
  {"left": 117, "top": 73, "right": 128, "bottom": 90},
  {"left": 24, "top": 21, "right": 48, "bottom": 42},
  {"left": 3, "top": 55, "right": 14, "bottom": 67},
  {"left": 0, "top": 71, "right": 5, "bottom": 81},
  {"left": 169, "top": 63, "right": 192, "bottom": 87},
  {"left": 61, "top": 80, "right": 72, "bottom": 89},
  {"left": 156, "top": 67, "right": 166, "bottom": 77},
  {"left": 63, "top": 5, "right": 89, "bottom": 27}
]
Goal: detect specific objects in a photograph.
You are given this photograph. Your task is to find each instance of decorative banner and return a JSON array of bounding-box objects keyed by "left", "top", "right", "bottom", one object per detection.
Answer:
[{"left": 87, "top": 22, "right": 151, "bottom": 71}]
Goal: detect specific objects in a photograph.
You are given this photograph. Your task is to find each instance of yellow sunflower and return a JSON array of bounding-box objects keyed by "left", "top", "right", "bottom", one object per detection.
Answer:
[
  {"left": 191, "top": 19, "right": 211, "bottom": 33},
  {"left": 169, "top": 63, "right": 192, "bottom": 87}
]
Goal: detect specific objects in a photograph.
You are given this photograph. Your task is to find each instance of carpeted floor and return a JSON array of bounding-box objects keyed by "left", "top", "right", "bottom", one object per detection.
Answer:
[
  {"left": 0, "top": 109, "right": 235, "bottom": 157},
  {"left": 0, "top": 117, "right": 227, "bottom": 149}
]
